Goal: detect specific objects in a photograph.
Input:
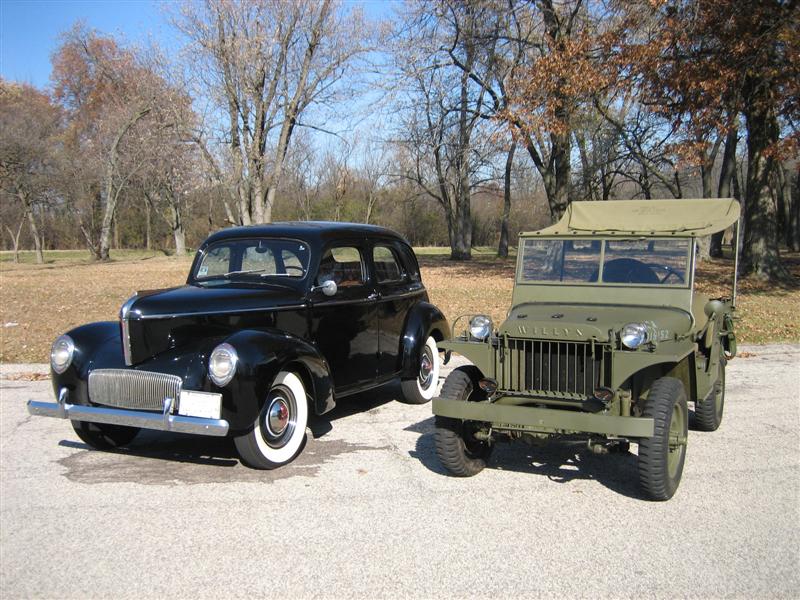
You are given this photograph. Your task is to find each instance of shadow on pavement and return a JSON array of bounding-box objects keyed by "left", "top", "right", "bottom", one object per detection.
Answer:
[
  {"left": 406, "top": 416, "right": 647, "bottom": 500},
  {"left": 52, "top": 381, "right": 405, "bottom": 484}
]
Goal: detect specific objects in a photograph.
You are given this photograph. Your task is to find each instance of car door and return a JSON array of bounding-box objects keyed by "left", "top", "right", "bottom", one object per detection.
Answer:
[
  {"left": 371, "top": 241, "right": 425, "bottom": 377},
  {"left": 309, "top": 242, "right": 380, "bottom": 392}
]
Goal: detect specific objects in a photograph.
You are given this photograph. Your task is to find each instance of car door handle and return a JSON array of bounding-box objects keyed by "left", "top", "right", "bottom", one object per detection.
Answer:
[{"left": 367, "top": 292, "right": 381, "bottom": 301}]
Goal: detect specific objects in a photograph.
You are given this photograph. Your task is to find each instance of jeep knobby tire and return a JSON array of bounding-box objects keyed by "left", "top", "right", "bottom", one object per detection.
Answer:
[
  {"left": 694, "top": 357, "right": 726, "bottom": 432},
  {"left": 638, "top": 376, "right": 689, "bottom": 501},
  {"left": 434, "top": 366, "right": 492, "bottom": 477}
]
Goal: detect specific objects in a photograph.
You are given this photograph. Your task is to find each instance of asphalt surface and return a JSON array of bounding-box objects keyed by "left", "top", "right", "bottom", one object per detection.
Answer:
[{"left": 1, "top": 345, "right": 799, "bottom": 599}]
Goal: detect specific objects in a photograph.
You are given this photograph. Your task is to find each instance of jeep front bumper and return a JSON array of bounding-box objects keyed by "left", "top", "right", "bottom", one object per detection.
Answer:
[{"left": 432, "top": 398, "right": 655, "bottom": 438}]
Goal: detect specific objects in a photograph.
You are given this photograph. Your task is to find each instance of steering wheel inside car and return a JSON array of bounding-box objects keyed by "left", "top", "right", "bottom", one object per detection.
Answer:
[
  {"left": 597, "top": 258, "right": 660, "bottom": 284},
  {"left": 657, "top": 266, "right": 685, "bottom": 284}
]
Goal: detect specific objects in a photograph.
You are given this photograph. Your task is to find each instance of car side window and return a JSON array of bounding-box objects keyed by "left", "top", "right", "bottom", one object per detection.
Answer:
[
  {"left": 317, "top": 246, "right": 365, "bottom": 288},
  {"left": 373, "top": 245, "right": 404, "bottom": 283},
  {"left": 396, "top": 243, "right": 421, "bottom": 282}
]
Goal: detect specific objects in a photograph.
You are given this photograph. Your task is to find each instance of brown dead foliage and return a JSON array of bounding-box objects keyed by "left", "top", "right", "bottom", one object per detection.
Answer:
[{"left": 0, "top": 251, "right": 797, "bottom": 364}]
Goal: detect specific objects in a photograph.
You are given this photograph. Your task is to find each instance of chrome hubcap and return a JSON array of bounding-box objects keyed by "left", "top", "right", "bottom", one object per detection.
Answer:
[
  {"left": 419, "top": 349, "right": 434, "bottom": 389},
  {"left": 267, "top": 398, "right": 290, "bottom": 436},
  {"left": 261, "top": 387, "right": 297, "bottom": 448}
]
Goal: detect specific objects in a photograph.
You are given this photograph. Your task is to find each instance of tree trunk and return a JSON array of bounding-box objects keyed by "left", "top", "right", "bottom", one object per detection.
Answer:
[
  {"left": 775, "top": 162, "right": 792, "bottom": 247},
  {"left": 790, "top": 168, "right": 800, "bottom": 251},
  {"left": 173, "top": 225, "right": 186, "bottom": 257},
  {"left": 498, "top": 142, "right": 516, "bottom": 258},
  {"left": 144, "top": 195, "right": 152, "bottom": 251},
  {"left": 113, "top": 216, "right": 120, "bottom": 250},
  {"left": 98, "top": 107, "right": 150, "bottom": 260},
  {"left": 25, "top": 204, "right": 44, "bottom": 264},
  {"left": 711, "top": 126, "right": 738, "bottom": 257},
  {"left": 741, "top": 99, "right": 787, "bottom": 280},
  {"left": 164, "top": 192, "right": 186, "bottom": 256},
  {"left": 4, "top": 214, "right": 25, "bottom": 263}
]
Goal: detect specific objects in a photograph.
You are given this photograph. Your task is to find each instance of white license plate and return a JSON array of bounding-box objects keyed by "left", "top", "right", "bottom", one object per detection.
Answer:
[{"left": 178, "top": 390, "right": 222, "bottom": 420}]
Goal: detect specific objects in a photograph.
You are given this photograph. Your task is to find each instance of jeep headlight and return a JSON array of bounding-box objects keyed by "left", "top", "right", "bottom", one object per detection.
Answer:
[
  {"left": 208, "top": 343, "right": 238, "bottom": 387},
  {"left": 469, "top": 315, "right": 492, "bottom": 341},
  {"left": 50, "top": 334, "right": 75, "bottom": 374},
  {"left": 621, "top": 323, "right": 649, "bottom": 349}
]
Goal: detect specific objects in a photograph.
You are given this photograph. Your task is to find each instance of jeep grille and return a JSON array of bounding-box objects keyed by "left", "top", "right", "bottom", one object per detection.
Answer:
[
  {"left": 88, "top": 369, "right": 182, "bottom": 412},
  {"left": 500, "top": 339, "right": 607, "bottom": 399}
]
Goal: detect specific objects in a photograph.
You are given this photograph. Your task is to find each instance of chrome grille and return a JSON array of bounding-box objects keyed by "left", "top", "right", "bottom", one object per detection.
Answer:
[
  {"left": 500, "top": 339, "right": 607, "bottom": 398},
  {"left": 88, "top": 369, "right": 182, "bottom": 411}
]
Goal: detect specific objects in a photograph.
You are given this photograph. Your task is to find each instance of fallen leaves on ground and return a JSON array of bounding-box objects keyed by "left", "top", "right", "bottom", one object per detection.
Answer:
[{"left": 0, "top": 249, "right": 797, "bottom": 363}]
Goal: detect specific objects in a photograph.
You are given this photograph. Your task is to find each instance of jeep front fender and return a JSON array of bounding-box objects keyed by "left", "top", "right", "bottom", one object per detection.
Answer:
[{"left": 437, "top": 339, "right": 495, "bottom": 376}]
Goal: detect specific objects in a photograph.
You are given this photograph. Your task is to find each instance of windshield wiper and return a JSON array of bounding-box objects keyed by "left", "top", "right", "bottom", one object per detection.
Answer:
[{"left": 221, "top": 268, "right": 269, "bottom": 278}]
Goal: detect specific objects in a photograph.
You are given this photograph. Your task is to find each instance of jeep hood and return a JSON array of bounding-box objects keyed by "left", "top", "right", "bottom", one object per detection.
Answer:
[{"left": 499, "top": 303, "right": 693, "bottom": 342}]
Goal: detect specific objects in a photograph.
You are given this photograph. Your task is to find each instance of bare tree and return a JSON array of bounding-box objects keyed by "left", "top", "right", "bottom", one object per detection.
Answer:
[
  {"left": 0, "top": 81, "right": 61, "bottom": 264},
  {"left": 390, "top": 1, "right": 501, "bottom": 259},
  {"left": 174, "top": 0, "right": 370, "bottom": 225},
  {"left": 52, "top": 27, "right": 161, "bottom": 260}
]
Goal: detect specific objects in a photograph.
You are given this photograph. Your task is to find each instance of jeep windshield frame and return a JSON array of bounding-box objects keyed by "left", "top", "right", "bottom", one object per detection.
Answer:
[
  {"left": 512, "top": 234, "right": 699, "bottom": 315},
  {"left": 517, "top": 237, "right": 692, "bottom": 289}
]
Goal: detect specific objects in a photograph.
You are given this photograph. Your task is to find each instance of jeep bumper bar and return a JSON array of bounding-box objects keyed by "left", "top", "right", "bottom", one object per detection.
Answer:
[{"left": 432, "top": 398, "right": 655, "bottom": 438}]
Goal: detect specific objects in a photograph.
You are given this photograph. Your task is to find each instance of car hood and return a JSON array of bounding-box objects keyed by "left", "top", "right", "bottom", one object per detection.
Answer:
[
  {"left": 121, "top": 284, "right": 307, "bottom": 365},
  {"left": 499, "top": 303, "right": 693, "bottom": 343},
  {"left": 125, "top": 284, "right": 306, "bottom": 320}
]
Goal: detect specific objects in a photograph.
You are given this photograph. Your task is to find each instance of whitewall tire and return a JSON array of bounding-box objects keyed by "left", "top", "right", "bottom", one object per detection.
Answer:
[
  {"left": 234, "top": 371, "right": 309, "bottom": 469},
  {"left": 400, "top": 336, "right": 440, "bottom": 404}
]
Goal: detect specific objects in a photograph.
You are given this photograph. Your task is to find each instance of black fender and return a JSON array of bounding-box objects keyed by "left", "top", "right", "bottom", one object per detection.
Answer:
[
  {"left": 219, "top": 329, "right": 335, "bottom": 433},
  {"left": 51, "top": 321, "right": 122, "bottom": 400},
  {"left": 399, "top": 302, "right": 450, "bottom": 380}
]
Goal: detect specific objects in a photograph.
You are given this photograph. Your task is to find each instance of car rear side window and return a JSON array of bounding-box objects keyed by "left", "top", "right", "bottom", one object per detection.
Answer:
[
  {"left": 396, "top": 243, "right": 421, "bottom": 282},
  {"left": 373, "top": 245, "right": 404, "bottom": 283},
  {"left": 317, "top": 246, "right": 365, "bottom": 288}
]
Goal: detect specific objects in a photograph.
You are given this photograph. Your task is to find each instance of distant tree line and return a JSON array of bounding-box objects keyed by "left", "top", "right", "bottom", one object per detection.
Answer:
[{"left": 0, "top": 0, "right": 797, "bottom": 280}]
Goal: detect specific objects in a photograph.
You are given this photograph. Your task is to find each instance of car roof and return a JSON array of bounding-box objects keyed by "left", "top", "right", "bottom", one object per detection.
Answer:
[
  {"left": 202, "top": 221, "right": 408, "bottom": 247},
  {"left": 524, "top": 198, "right": 741, "bottom": 238}
]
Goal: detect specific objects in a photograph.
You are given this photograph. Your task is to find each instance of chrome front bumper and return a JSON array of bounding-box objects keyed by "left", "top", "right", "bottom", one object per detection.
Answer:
[{"left": 27, "top": 389, "right": 229, "bottom": 437}]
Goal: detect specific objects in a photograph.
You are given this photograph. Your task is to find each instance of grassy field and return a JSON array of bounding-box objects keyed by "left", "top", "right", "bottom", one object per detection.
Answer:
[{"left": 0, "top": 247, "right": 797, "bottom": 363}]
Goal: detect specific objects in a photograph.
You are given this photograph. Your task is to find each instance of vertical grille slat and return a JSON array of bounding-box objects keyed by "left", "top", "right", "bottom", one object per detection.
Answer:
[
  {"left": 88, "top": 369, "right": 182, "bottom": 411},
  {"left": 502, "top": 338, "right": 605, "bottom": 398}
]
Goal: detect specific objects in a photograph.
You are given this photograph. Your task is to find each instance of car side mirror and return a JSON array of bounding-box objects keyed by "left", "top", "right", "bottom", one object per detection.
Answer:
[{"left": 312, "top": 279, "right": 338, "bottom": 297}]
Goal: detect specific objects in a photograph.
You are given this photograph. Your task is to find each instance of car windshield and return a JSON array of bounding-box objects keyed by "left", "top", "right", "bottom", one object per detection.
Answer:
[
  {"left": 518, "top": 238, "right": 690, "bottom": 287},
  {"left": 194, "top": 238, "right": 310, "bottom": 283}
]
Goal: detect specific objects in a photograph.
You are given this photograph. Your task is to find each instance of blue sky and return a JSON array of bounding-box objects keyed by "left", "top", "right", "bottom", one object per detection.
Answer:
[{"left": 0, "top": 0, "right": 397, "bottom": 89}]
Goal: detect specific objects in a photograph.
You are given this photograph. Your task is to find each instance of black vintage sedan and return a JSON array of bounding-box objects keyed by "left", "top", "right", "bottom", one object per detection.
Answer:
[{"left": 28, "top": 222, "right": 449, "bottom": 469}]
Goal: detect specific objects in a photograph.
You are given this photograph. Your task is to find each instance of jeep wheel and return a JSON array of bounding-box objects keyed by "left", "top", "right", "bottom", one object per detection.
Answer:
[
  {"left": 234, "top": 371, "right": 308, "bottom": 469},
  {"left": 434, "top": 367, "right": 492, "bottom": 477},
  {"left": 399, "top": 336, "right": 440, "bottom": 404},
  {"left": 638, "top": 377, "right": 688, "bottom": 501},
  {"left": 694, "top": 357, "right": 726, "bottom": 432},
  {"left": 71, "top": 420, "right": 140, "bottom": 450}
]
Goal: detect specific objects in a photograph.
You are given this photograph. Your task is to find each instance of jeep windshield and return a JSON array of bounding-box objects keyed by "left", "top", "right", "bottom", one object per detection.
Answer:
[
  {"left": 518, "top": 238, "right": 690, "bottom": 287},
  {"left": 193, "top": 238, "right": 310, "bottom": 284}
]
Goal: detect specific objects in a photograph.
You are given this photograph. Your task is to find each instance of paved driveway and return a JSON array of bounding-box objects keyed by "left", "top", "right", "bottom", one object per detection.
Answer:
[{"left": 1, "top": 345, "right": 798, "bottom": 599}]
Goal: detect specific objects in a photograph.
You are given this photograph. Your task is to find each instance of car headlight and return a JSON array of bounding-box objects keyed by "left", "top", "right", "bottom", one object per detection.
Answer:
[
  {"left": 50, "top": 334, "right": 75, "bottom": 374},
  {"left": 208, "top": 343, "right": 238, "bottom": 387},
  {"left": 469, "top": 315, "right": 492, "bottom": 341},
  {"left": 621, "top": 323, "right": 649, "bottom": 349}
]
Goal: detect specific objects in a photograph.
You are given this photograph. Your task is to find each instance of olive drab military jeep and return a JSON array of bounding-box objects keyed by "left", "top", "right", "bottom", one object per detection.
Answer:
[{"left": 432, "top": 199, "right": 740, "bottom": 501}]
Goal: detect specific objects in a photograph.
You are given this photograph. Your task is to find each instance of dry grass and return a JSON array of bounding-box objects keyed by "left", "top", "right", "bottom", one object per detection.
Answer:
[{"left": 1, "top": 249, "right": 798, "bottom": 363}]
